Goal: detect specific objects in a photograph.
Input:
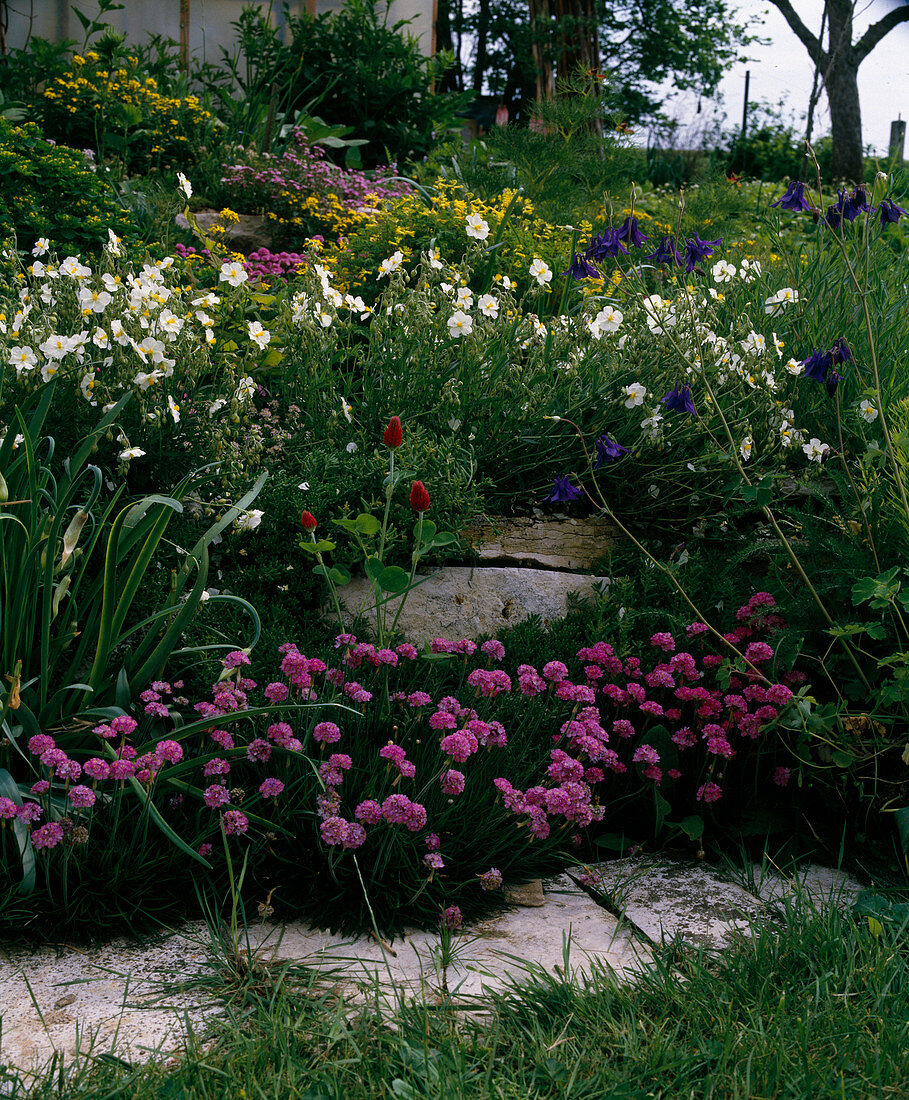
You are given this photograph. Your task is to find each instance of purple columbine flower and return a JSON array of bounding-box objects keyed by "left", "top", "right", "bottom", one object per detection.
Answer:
[
  {"left": 594, "top": 434, "right": 629, "bottom": 468},
  {"left": 824, "top": 204, "right": 843, "bottom": 231},
  {"left": 842, "top": 185, "right": 874, "bottom": 222},
  {"left": 800, "top": 348, "right": 833, "bottom": 384},
  {"left": 585, "top": 228, "right": 628, "bottom": 261},
  {"left": 563, "top": 252, "right": 602, "bottom": 280},
  {"left": 659, "top": 383, "right": 697, "bottom": 416},
  {"left": 645, "top": 235, "right": 684, "bottom": 267},
  {"left": 826, "top": 370, "right": 843, "bottom": 397},
  {"left": 683, "top": 233, "right": 722, "bottom": 273},
  {"left": 830, "top": 337, "right": 853, "bottom": 365},
  {"left": 771, "top": 180, "right": 813, "bottom": 213},
  {"left": 547, "top": 475, "right": 584, "bottom": 503},
  {"left": 616, "top": 215, "right": 649, "bottom": 247},
  {"left": 880, "top": 199, "right": 908, "bottom": 225}
]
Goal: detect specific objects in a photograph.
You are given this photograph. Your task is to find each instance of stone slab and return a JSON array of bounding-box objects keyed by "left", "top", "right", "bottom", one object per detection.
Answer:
[
  {"left": 462, "top": 517, "right": 619, "bottom": 572},
  {"left": 336, "top": 567, "right": 610, "bottom": 644},
  {"left": 741, "top": 861, "right": 864, "bottom": 911},
  {"left": 0, "top": 876, "right": 648, "bottom": 1074},
  {"left": 0, "top": 927, "right": 218, "bottom": 1075},
  {"left": 246, "top": 874, "right": 650, "bottom": 1005},
  {"left": 575, "top": 858, "right": 768, "bottom": 950},
  {"left": 175, "top": 210, "right": 271, "bottom": 254}
]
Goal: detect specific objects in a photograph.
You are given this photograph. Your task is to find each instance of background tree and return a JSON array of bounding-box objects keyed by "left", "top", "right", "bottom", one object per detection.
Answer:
[
  {"left": 768, "top": 0, "right": 909, "bottom": 180},
  {"left": 440, "top": 0, "right": 755, "bottom": 128}
]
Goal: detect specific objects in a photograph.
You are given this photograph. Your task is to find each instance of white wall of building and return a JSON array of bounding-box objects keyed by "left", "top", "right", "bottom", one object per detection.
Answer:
[{"left": 5, "top": 0, "right": 435, "bottom": 63}]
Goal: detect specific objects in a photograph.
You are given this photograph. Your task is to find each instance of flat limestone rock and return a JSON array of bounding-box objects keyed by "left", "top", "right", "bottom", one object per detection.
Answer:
[
  {"left": 504, "top": 879, "right": 546, "bottom": 907},
  {"left": 0, "top": 879, "right": 649, "bottom": 1074},
  {"left": 742, "top": 861, "right": 864, "bottom": 910},
  {"left": 335, "top": 567, "right": 610, "bottom": 643},
  {"left": 576, "top": 858, "right": 768, "bottom": 950},
  {"left": 248, "top": 874, "right": 651, "bottom": 1003},
  {"left": 175, "top": 210, "right": 272, "bottom": 253},
  {"left": 462, "top": 516, "right": 619, "bottom": 572},
  {"left": 0, "top": 927, "right": 218, "bottom": 1075}
]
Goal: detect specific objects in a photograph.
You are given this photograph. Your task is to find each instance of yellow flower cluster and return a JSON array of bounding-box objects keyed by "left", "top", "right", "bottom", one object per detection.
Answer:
[{"left": 42, "top": 54, "right": 213, "bottom": 168}]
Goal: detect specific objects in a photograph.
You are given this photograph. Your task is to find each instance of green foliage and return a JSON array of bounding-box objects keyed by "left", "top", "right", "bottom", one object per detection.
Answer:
[
  {"left": 0, "top": 119, "right": 133, "bottom": 253},
  {"left": 283, "top": 0, "right": 467, "bottom": 167}
]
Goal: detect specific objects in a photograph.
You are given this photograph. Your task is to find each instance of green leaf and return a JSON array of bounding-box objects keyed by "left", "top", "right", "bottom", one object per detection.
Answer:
[
  {"left": 431, "top": 532, "right": 459, "bottom": 547},
  {"left": 364, "top": 557, "right": 385, "bottom": 581},
  {"left": 354, "top": 513, "right": 381, "bottom": 536},
  {"left": 868, "top": 916, "right": 884, "bottom": 938},
  {"left": 831, "top": 750, "right": 857, "bottom": 768},
  {"left": 675, "top": 814, "right": 705, "bottom": 841},
  {"left": 377, "top": 565, "right": 410, "bottom": 594},
  {"left": 894, "top": 805, "right": 909, "bottom": 854},
  {"left": 415, "top": 519, "right": 437, "bottom": 543},
  {"left": 299, "top": 539, "right": 335, "bottom": 554}
]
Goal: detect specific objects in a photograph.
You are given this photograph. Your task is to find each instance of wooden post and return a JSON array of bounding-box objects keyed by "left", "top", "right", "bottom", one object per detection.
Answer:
[
  {"left": 889, "top": 118, "right": 906, "bottom": 164},
  {"left": 179, "top": 0, "right": 189, "bottom": 74}
]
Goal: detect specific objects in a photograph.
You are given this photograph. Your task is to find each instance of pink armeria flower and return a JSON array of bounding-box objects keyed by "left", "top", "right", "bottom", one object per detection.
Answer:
[
  {"left": 259, "top": 777, "right": 285, "bottom": 799},
  {"left": 0, "top": 797, "right": 17, "bottom": 819},
  {"left": 264, "top": 682, "right": 290, "bottom": 703},
  {"left": 83, "top": 758, "right": 110, "bottom": 781},
  {"left": 633, "top": 744, "right": 660, "bottom": 765},
  {"left": 772, "top": 766, "right": 792, "bottom": 787},
  {"left": 481, "top": 639, "right": 505, "bottom": 661},
  {"left": 68, "top": 785, "right": 96, "bottom": 809},
  {"left": 203, "top": 758, "right": 231, "bottom": 777},
  {"left": 31, "top": 822, "right": 65, "bottom": 849},
  {"left": 56, "top": 759, "right": 82, "bottom": 781},
  {"left": 313, "top": 721, "right": 341, "bottom": 744},
  {"left": 407, "top": 691, "right": 431, "bottom": 707},
  {"left": 765, "top": 683, "right": 793, "bottom": 705},
  {"left": 17, "top": 802, "right": 42, "bottom": 824},
  {"left": 109, "top": 759, "right": 136, "bottom": 780},
  {"left": 155, "top": 740, "right": 183, "bottom": 765},
  {"left": 542, "top": 660, "right": 569, "bottom": 682},
  {"left": 211, "top": 729, "right": 235, "bottom": 750},
  {"left": 31, "top": 780, "right": 50, "bottom": 795},
  {"left": 355, "top": 799, "right": 384, "bottom": 824},
  {"left": 650, "top": 632, "right": 676, "bottom": 652},
  {"left": 396, "top": 643, "right": 418, "bottom": 660},
  {"left": 222, "top": 650, "right": 251, "bottom": 669},
  {"left": 479, "top": 867, "right": 503, "bottom": 891},
  {"left": 222, "top": 810, "right": 249, "bottom": 835},
  {"left": 439, "top": 730, "right": 478, "bottom": 763},
  {"left": 28, "top": 734, "right": 56, "bottom": 755},
  {"left": 204, "top": 784, "right": 230, "bottom": 808},
  {"left": 440, "top": 769, "right": 465, "bottom": 796},
  {"left": 424, "top": 852, "right": 445, "bottom": 869},
  {"left": 247, "top": 738, "right": 272, "bottom": 763},
  {"left": 696, "top": 782, "right": 723, "bottom": 803},
  {"left": 425, "top": 833, "right": 441, "bottom": 851},
  {"left": 440, "top": 905, "right": 463, "bottom": 930}
]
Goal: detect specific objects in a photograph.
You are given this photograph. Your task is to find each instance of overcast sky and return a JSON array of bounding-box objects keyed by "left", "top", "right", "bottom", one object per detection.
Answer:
[{"left": 704, "top": 0, "right": 909, "bottom": 155}]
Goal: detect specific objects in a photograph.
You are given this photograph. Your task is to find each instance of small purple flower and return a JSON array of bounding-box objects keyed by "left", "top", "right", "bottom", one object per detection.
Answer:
[
  {"left": 0, "top": 797, "right": 17, "bottom": 819},
  {"left": 616, "top": 215, "right": 649, "bottom": 248},
  {"left": 659, "top": 383, "right": 696, "bottom": 416},
  {"left": 222, "top": 650, "right": 251, "bottom": 669},
  {"left": 204, "top": 784, "right": 230, "bottom": 808},
  {"left": 585, "top": 228, "right": 628, "bottom": 261},
  {"left": 594, "top": 434, "right": 628, "bottom": 469},
  {"left": 880, "top": 199, "right": 908, "bottom": 226},
  {"left": 842, "top": 184, "right": 873, "bottom": 222},
  {"left": 683, "top": 233, "right": 722, "bottom": 273},
  {"left": 644, "top": 235, "right": 684, "bottom": 267},
  {"left": 801, "top": 347, "right": 833, "bottom": 383},
  {"left": 31, "top": 822, "right": 64, "bottom": 850},
  {"left": 259, "top": 777, "right": 285, "bottom": 799},
  {"left": 546, "top": 475, "right": 583, "bottom": 503},
  {"left": 563, "top": 252, "right": 602, "bottom": 280},
  {"left": 68, "top": 785, "right": 96, "bottom": 809},
  {"left": 771, "top": 180, "right": 813, "bottom": 213}
]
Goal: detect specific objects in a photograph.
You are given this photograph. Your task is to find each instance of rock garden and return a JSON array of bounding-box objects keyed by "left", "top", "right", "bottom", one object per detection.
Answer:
[{"left": 0, "top": 4, "right": 908, "bottom": 1096}]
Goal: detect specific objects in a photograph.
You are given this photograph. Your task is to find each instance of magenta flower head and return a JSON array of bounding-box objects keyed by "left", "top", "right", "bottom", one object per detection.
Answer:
[
  {"left": 440, "top": 905, "right": 463, "bottom": 930},
  {"left": 771, "top": 180, "right": 813, "bottom": 213},
  {"left": 31, "top": 821, "right": 65, "bottom": 850},
  {"left": 479, "top": 867, "right": 503, "bottom": 891},
  {"left": 383, "top": 415, "right": 403, "bottom": 448},
  {"left": 546, "top": 474, "right": 583, "bottom": 503},
  {"left": 660, "top": 383, "right": 696, "bottom": 416},
  {"left": 409, "top": 480, "right": 431, "bottom": 513},
  {"left": 222, "top": 810, "right": 249, "bottom": 835}
]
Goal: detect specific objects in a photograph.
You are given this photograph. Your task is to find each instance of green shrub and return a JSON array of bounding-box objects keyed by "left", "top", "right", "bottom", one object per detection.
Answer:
[{"left": 0, "top": 119, "right": 133, "bottom": 253}]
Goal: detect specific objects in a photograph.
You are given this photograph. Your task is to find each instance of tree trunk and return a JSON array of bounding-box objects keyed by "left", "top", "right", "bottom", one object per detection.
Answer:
[
  {"left": 824, "top": 55, "right": 863, "bottom": 181},
  {"left": 824, "top": 0, "right": 863, "bottom": 182},
  {"left": 473, "top": 0, "right": 490, "bottom": 92}
]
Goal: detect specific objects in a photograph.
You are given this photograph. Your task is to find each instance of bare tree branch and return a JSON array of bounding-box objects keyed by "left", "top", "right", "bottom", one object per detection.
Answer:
[
  {"left": 766, "top": 0, "right": 828, "bottom": 67},
  {"left": 854, "top": 4, "right": 909, "bottom": 62}
]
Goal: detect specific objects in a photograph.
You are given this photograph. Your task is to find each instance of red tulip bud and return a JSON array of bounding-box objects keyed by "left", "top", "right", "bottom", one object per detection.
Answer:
[
  {"left": 300, "top": 510, "right": 317, "bottom": 531},
  {"left": 383, "top": 415, "right": 403, "bottom": 448},
  {"left": 409, "top": 481, "right": 430, "bottom": 513}
]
